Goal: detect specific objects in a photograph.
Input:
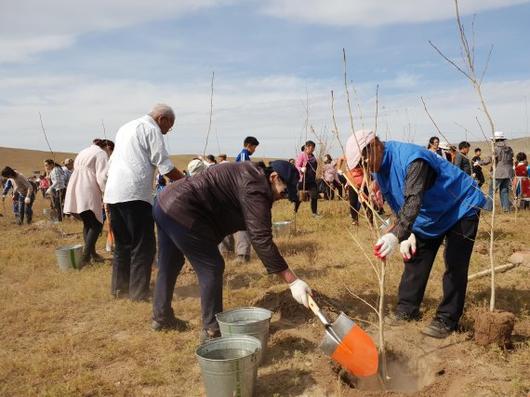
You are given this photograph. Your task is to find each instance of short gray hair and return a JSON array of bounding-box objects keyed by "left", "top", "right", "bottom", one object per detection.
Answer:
[{"left": 149, "top": 103, "right": 174, "bottom": 120}]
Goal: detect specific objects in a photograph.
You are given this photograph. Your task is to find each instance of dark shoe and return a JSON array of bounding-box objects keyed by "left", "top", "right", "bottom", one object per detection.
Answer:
[
  {"left": 422, "top": 318, "right": 454, "bottom": 339},
  {"left": 199, "top": 328, "right": 221, "bottom": 344},
  {"left": 91, "top": 252, "right": 105, "bottom": 263},
  {"left": 152, "top": 316, "right": 190, "bottom": 332},
  {"left": 384, "top": 311, "right": 420, "bottom": 326}
]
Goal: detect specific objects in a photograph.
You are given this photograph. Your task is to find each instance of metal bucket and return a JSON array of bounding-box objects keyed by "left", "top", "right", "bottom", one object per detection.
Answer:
[
  {"left": 216, "top": 307, "right": 272, "bottom": 364},
  {"left": 196, "top": 335, "right": 261, "bottom": 397},
  {"left": 55, "top": 244, "right": 83, "bottom": 271},
  {"left": 272, "top": 221, "right": 292, "bottom": 238}
]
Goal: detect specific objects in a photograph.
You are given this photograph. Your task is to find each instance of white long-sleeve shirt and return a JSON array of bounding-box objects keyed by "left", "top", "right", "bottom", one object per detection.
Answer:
[{"left": 104, "top": 115, "right": 174, "bottom": 205}]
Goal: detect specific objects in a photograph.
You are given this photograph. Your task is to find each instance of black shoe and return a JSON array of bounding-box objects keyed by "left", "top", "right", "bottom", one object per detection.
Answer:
[
  {"left": 422, "top": 318, "right": 454, "bottom": 339},
  {"left": 384, "top": 311, "right": 420, "bottom": 326},
  {"left": 152, "top": 316, "right": 190, "bottom": 332},
  {"left": 91, "top": 252, "right": 105, "bottom": 263},
  {"left": 199, "top": 328, "right": 221, "bottom": 344}
]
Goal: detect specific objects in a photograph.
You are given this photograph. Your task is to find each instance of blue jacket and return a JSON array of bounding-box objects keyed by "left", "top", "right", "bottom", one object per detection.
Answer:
[
  {"left": 375, "top": 141, "right": 487, "bottom": 239},
  {"left": 236, "top": 148, "right": 251, "bottom": 162}
]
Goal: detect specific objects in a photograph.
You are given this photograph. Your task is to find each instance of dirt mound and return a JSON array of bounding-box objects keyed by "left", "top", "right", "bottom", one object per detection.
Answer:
[
  {"left": 474, "top": 309, "right": 515, "bottom": 347},
  {"left": 330, "top": 348, "right": 443, "bottom": 393},
  {"left": 251, "top": 289, "right": 340, "bottom": 324}
]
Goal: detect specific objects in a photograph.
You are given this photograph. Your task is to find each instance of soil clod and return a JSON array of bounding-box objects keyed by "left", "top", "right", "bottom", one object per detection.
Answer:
[{"left": 474, "top": 309, "right": 515, "bottom": 347}]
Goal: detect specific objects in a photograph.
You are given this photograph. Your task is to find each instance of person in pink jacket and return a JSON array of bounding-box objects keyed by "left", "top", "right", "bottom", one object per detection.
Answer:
[{"left": 64, "top": 139, "right": 114, "bottom": 265}]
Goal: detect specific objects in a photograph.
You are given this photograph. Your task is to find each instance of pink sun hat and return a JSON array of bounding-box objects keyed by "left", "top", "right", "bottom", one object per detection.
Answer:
[{"left": 345, "top": 129, "right": 376, "bottom": 170}]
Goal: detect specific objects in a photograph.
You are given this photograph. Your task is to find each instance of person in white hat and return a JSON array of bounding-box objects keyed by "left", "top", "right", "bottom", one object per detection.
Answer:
[
  {"left": 345, "top": 130, "right": 487, "bottom": 339},
  {"left": 478, "top": 131, "right": 514, "bottom": 212}
]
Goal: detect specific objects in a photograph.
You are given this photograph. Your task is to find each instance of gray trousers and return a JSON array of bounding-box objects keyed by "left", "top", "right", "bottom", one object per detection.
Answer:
[
  {"left": 218, "top": 234, "right": 234, "bottom": 255},
  {"left": 234, "top": 230, "right": 251, "bottom": 256}
]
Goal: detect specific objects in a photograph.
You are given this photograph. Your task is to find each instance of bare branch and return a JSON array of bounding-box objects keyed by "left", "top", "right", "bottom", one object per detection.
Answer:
[
  {"left": 202, "top": 71, "right": 215, "bottom": 156},
  {"left": 479, "top": 44, "right": 494, "bottom": 84},
  {"left": 420, "top": 96, "right": 452, "bottom": 144},
  {"left": 429, "top": 40, "right": 473, "bottom": 81},
  {"left": 374, "top": 84, "right": 380, "bottom": 135}
]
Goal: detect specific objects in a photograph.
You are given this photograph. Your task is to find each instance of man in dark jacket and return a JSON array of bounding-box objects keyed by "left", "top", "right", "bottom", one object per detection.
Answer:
[
  {"left": 151, "top": 160, "right": 312, "bottom": 339},
  {"left": 454, "top": 141, "right": 472, "bottom": 175}
]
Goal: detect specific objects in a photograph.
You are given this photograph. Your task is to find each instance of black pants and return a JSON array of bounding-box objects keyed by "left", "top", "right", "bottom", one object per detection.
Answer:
[
  {"left": 475, "top": 169, "right": 485, "bottom": 188},
  {"left": 297, "top": 181, "right": 318, "bottom": 214},
  {"left": 51, "top": 189, "right": 66, "bottom": 221},
  {"left": 348, "top": 185, "right": 373, "bottom": 224},
  {"left": 395, "top": 214, "right": 480, "bottom": 329},
  {"left": 109, "top": 201, "right": 156, "bottom": 301},
  {"left": 79, "top": 210, "right": 103, "bottom": 260},
  {"left": 152, "top": 202, "right": 224, "bottom": 331},
  {"left": 323, "top": 180, "right": 343, "bottom": 200}
]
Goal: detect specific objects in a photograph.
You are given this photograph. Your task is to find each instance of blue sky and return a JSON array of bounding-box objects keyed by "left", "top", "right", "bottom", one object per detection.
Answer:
[{"left": 1, "top": 0, "right": 529, "bottom": 158}]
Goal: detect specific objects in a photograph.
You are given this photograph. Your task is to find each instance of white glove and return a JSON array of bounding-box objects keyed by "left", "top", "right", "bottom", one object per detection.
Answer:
[
  {"left": 374, "top": 233, "right": 399, "bottom": 259},
  {"left": 1, "top": 195, "right": 5, "bottom": 201},
  {"left": 289, "top": 279, "right": 311, "bottom": 308},
  {"left": 473, "top": 161, "right": 480, "bottom": 167},
  {"left": 399, "top": 233, "right": 417, "bottom": 261},
  {"left": 337, "top": 169, "right": 344, "bottom": 175},
  {"left": 24, "top": 197, "right": 31, "bottom": 205},
  {"left": 300, "top": 166, "right": 307, "bottom": 173},
  {"left": 45, "top": 188, "right": 52, "bottom": 196}
]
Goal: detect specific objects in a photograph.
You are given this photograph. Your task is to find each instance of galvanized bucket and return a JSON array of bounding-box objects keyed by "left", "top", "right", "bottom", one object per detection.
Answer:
[
  {"left": 272, "top": 221, "right": 293, "bottom": 238},
  {"left": 55, "top": 244, "right": 83, "bottom": 271},
  {"left": 216, "top": 307, "right": 272, "bottom": 364},
  {"left": 196, "top": 335, "right": 261, "bottom": 397}
]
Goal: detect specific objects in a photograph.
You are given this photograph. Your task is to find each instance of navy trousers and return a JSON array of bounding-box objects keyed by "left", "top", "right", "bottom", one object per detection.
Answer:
[{"left": 152, "top": 202, "right": 225, "bottom": 331}]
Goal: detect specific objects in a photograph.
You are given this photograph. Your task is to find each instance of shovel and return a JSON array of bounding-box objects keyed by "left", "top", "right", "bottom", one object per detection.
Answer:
[{"left": 307, "top": 295, "right": 378, "bottom": 377}]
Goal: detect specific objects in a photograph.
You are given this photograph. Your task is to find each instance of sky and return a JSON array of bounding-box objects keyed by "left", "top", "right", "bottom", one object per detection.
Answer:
[{"left": 1, "top": 0, "right": 530, "bottom": 158}]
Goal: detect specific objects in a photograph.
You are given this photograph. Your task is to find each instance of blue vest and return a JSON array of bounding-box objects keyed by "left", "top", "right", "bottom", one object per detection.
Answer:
[{"left": 375, "top": 141, "right": 486, "bottom": 239}]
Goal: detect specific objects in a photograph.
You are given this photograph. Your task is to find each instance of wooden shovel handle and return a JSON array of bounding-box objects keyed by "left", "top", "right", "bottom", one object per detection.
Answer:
[
  {"left": 307, "top": 294, "right": 321, "bottom": 316},
  {"left": 307, "top": 294, "right": 331, "bottom": 326}
]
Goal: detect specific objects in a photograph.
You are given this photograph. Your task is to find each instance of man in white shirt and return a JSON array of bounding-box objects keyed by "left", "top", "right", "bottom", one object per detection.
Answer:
[{"left": 104, "top": 104, "right": 184, "bottom": 301}]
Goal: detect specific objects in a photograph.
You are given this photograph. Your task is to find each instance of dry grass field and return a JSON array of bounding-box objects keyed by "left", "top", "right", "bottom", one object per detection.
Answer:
[{"left": 0, "top": 147, "right": 529, "bottom": 396}]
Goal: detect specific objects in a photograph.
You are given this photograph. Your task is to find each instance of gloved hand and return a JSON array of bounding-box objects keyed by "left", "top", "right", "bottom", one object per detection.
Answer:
[
  {"left": 24, "top": 197, "right": 31, "bottom": 205},
  {"left": 1, "top": 195, "right": 5, "bottom": 201},
  {"left": 337, "top": 169, "right": 344, "bottom": 175},
  {"left": 399, "top": 233, "right": 416, "bottom": 261},
  {"left": 289, "top": 279, "right": 311, "bottom": 308},
  {"left": 300, "top": 166, "right": 307, "bottom": 173},
  {"left": 45, "top": 188, "right": 52, "bottom": 196},
  {"left": 374, "top": 233, "right": 399, "bottom": 259},
  {"left": 473, "top": 161, "right": 480, "bottom": 167}
]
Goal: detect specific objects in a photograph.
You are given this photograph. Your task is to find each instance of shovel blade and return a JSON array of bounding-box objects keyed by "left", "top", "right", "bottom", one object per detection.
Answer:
[{"left": 330, "top": 323, "right": 379, "bottom": 377}]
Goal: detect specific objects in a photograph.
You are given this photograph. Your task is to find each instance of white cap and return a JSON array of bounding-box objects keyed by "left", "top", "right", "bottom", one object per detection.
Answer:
[
  {"left": 187, "top": 159, "right": 207, "bottom": 176},
  {"left": 493, "top": 131, "right": 506, "bottom": 141},
  {"left": 345, "top": 129, "right": 376, "bottom": 170},
  {"left": 439, "top": 141, "right": 451, "bottom": 150}
]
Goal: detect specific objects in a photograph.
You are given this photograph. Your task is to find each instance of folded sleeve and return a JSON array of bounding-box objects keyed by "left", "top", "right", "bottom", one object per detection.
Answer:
[
  {"left": 145, "top": 126, "right": 175, "bottom": 175},
  {"left": 95, "top": 152, "right": 109, "bottom": 192},
  {"left": 240, "top": 177, "right": 288, "bottom": 274}
]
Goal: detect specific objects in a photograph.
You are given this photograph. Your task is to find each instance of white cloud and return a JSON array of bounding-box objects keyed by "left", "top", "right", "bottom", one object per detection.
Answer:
[
  {"left": 0, "top": 0, "right": 230, "bottom": 64},
  {"left": 0, "top": 35, "right": 75, "bottom": 63},
  {"left": 0, "top": 73, "right": 528, "bottom": 157},
  {"left": 259, "top": 0, "right": 530, "bottom": 27}
]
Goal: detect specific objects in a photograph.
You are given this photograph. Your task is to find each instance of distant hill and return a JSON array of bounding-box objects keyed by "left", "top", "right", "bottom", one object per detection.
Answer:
[{"left": 0, "top": 146, "right": 275, "bottom": 176}]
